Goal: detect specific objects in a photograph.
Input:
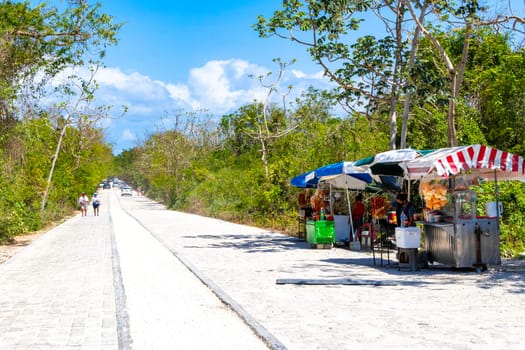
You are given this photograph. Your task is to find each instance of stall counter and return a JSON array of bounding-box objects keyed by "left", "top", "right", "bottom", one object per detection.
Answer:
[{"left": 423, "top": 218, "right": 500, "bottom": 268}]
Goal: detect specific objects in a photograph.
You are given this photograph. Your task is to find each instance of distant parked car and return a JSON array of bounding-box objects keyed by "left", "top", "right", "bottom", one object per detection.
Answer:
[
  {"left": 103, "top": 182, "right": 111, "bottom": 189},
  {"left": 121, "top": 186, "right": 132, "bottom": 196}
]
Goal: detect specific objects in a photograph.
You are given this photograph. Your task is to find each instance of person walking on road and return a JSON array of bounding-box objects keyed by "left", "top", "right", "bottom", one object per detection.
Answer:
[
  {"left": 78, "top": 192, "right": 89, "bottom": 217},
  {"left": 91, "top": 192, "right": 100, "bottom": 216}
]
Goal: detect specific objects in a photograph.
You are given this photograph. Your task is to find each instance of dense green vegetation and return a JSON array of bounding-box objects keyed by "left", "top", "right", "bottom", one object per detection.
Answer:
[
  {"left": 0, "top": 0, "right": 120, "bottom": 242},
  {"left": 114, "top": 1, "right": 525, "bottom": 258},
  {"left": 1, "top": 1, "right": 524, "bottom": 258}
]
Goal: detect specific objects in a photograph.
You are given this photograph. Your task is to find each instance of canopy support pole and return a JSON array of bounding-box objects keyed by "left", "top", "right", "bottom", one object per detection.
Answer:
[
  {"left": 329, "top": 184, "right": 334, "bottom": 215},
  {"left": 495, "top": 169, "right": 501, "bottom": 223},
  {"left": 346, "top": 187, "right": 355, "bottom": 241}
]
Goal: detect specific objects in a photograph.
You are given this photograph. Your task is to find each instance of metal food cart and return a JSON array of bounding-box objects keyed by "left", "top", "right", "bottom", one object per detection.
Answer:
[
  {"left": 404, "top": 145, "right": 525, "bottom": 269},
  {"left": 422, "top": 190, "right": 500, "bottom": 268}
]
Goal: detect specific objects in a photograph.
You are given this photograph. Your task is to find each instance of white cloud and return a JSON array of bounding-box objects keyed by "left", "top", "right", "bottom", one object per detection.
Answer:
[
  {"left": 188, "top": 60, "right": 244, "bottom": 111},
  {"left": 164, "top": 83, "right": 201, "bottom": 110},
  {"left": 91, "top": 59, "right": 333, "bottom": 153},
  {"left": 289, "top": 69, "right": 325, "bottom": 80},
  {"left": 96, "top": 67, "right": 168, "bottom": 100},
  {"left": 95, "top": 60, "right": 330, "bottom": 117}
]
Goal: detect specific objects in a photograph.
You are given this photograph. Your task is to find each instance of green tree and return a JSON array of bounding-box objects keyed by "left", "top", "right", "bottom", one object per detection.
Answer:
[
  {"left": 464, "top": 31, "right": 525, "bottom": 153},
  {"left": 0, "top": 0, "right": 121, "bottom": 240},
  {"left": 0, "top": 0, "right": 121, "bottom": 126},
  {"left": 254, "top": 1, "right": 438, "bottom": 150},
  {"left": 405, "top": 0, "right": 525, "bottom": 146},
  {"left": 256, "top": 1, "right": 525, "bottom": 149}
]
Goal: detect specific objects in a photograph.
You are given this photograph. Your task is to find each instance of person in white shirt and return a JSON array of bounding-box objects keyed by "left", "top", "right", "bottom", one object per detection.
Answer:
[{"left": 78, "top": 192, "right": 89, "bottom": 217}]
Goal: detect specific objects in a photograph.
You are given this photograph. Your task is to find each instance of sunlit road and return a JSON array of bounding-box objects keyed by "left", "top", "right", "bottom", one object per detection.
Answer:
[{"left": 1, "top": 188, "right": 524, "bottom": 350}]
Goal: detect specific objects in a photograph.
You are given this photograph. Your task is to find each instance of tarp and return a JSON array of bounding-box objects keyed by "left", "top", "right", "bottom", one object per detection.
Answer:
[
  {"left": 404, "top": 144, "right": 525, "bottom": 181},
  {"left": 354, "top": 149, "right": 433, "bottom": 177}
]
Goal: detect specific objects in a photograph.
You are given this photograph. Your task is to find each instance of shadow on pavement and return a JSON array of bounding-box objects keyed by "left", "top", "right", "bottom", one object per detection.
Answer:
[
  {"left": 318, "top": 257, "right": 525, "bottom": 292},
  {"left": 182, "top": 234, "right": 308, "bottom": 253}
]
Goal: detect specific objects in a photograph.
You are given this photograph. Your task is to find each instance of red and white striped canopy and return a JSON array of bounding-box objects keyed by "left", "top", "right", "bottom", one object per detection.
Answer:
[{"left": 404, "top": 144, "right": 525, "bottom": 181}]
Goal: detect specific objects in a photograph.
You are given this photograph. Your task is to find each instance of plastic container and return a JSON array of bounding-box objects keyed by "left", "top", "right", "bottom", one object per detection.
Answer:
[
  {"left": 306, "top": 220, "right": 335, "bottom": 244},
  {"left": 400, "top": 212, "right": 407, "bottom": 227},
  {"left": 485, "top": 201, "right": 503, "bottom": 217},
  {"left": 395, "top": 227, "right": 421, "bottom": 248}
]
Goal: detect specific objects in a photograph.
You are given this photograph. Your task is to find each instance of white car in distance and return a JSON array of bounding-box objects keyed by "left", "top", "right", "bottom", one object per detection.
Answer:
[{"left": 121, "top": 186, "right": 132, "bottom": 196}]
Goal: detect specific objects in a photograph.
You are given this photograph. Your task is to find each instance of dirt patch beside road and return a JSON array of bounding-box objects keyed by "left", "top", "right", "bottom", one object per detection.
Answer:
[{"left": 0, "top": 232, "right": 46, "bottom": 264}]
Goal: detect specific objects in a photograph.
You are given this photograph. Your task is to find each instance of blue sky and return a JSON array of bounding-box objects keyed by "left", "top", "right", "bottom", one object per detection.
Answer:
[
  {"left": 87, "top": 0, "right": 329, "bottom": 154},
  {"left": 37, "top": 1, "right": 525, "bottom": 154}
]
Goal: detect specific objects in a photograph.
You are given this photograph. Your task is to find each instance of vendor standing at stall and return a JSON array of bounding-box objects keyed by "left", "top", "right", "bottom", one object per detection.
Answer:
[
  {"left": 310, "top": 189, "right": 323, "bottom": 220},
  {"left": 351, "top": 193, "right": 366, "bottom": 231},
  {"left": 395, "top": 193, "right": 416, "bottom": 226}
]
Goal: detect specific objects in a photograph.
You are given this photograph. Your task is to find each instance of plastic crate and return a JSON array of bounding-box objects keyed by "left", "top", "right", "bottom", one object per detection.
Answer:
[{"left": 306, "top": 220, "right": 335, "bottom": 244}]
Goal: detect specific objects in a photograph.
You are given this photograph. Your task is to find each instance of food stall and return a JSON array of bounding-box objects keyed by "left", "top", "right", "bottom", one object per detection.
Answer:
[
  {"left": 404, "top": 145, "right": 525, "bottom": 269},
  {"left": 418, "top": 182, "right": 500, "bottom": 268},
  {"left": 290, "top": 161, "right": 373, "bottom": 246}
]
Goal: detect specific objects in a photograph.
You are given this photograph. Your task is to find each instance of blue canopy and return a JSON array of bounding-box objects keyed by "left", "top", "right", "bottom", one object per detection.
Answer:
[
  {"left": 290, "top": 161, "right": 373, "bottom": 189},
  {"left": 290, "top": 170, "right": 317, "bottom": 188}
]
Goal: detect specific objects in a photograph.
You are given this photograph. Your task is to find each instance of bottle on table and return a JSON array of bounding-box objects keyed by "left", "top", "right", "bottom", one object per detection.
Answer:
[{"left": 400, "top": 211, "right": 407, "bottom": 227}]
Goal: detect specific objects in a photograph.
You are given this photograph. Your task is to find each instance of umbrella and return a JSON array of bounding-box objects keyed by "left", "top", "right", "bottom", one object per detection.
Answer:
[
  {"left": 290, "top": 170, "right": 317, "bottom": 188},
  {"left": 318, "top": 174, "right": 369, "bottom": 190},
  {"left": 404, "top": 144, "right": 525, "bottom": 181},
  {"left": 290, "top": 161, "right": 373, "bottom": 189}
]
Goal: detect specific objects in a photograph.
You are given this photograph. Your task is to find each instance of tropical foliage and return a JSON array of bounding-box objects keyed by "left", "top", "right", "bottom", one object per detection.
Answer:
[
  {"left": 1, "top": 1, "right": 524, "bottom": 259},
  {"left": 115, "top": 1, "right": 525, "bottom": 257},
  {"left": 0, "top": 0, "right": 120, "bottom": 242}
]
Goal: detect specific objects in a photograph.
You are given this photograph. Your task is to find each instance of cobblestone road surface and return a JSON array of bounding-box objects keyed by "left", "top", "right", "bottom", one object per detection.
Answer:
[{"left": 1, "top": 189, "right": 524, "bottom": 349}]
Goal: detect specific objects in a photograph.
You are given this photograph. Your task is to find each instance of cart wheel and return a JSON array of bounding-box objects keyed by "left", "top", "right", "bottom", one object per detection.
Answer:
[{"left": 419, "top": 250, "right": 429, "bottom": 269}]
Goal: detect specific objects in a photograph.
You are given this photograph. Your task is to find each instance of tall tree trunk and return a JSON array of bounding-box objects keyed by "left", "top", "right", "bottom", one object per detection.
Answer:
[
  {"left": 389, "top": 106, "right": 397, "bottom": 150},
  {"left": 388, "top": 0, "right": 405, "bottom": 150},
  {"left": 400, "top": 0, "right": 428, "bottom": 149},
  {"left": 447, "top": 76, "right": 458, "bottom": 147},
  {"left": 41, "top": 123, "right": 68, "bottom": 212},
  {"left": 261, "top": 137, "right": 269, "bottom": 179},
  {"left": 406, "top": 1, "right": 467, "bottom": 148}
]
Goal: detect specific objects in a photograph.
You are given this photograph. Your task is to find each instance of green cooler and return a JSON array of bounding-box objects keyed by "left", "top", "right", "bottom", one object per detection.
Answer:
[{"left": 306, "top": 220, "right": 335, "bottom": 245}]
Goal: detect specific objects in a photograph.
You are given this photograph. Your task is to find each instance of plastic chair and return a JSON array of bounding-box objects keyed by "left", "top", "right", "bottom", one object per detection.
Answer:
[{"left": 356, "top": 223, "right": 377, "bottom": 249}]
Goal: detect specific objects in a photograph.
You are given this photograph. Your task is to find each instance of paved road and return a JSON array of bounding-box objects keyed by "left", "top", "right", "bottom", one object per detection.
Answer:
[{"left": 1, "top": 189, "right": 524, "bottom": 349}]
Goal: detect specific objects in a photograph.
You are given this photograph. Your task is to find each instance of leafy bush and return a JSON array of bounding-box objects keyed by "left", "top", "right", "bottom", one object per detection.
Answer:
[{"left": 475, "top": 181, "right": 525, "bottom": 258}]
